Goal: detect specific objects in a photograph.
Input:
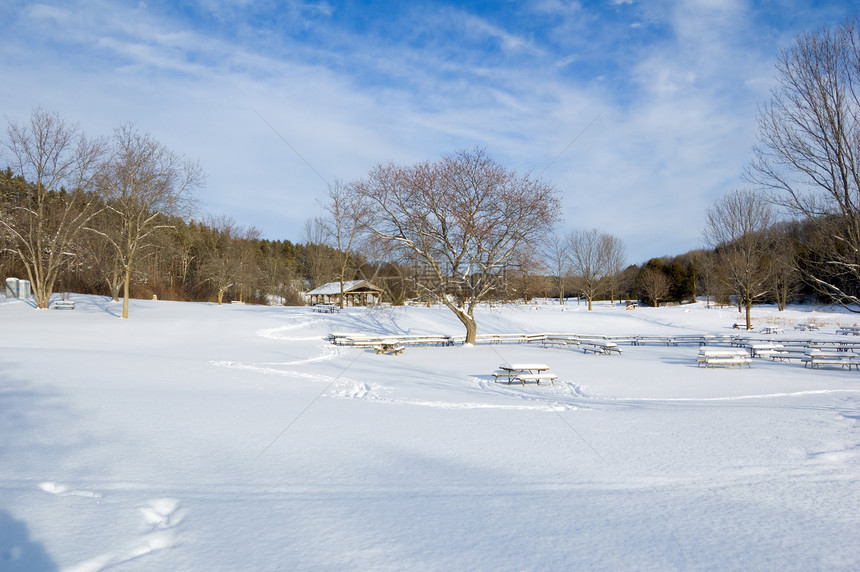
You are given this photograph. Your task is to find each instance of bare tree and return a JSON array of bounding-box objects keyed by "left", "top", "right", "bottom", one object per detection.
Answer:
[
  {"left": 703, "top": 189, "right": 775, "bottom": 329},
  {"left": 544, "top": 235, "right": 571, "bottom": 304},
  {"left": 349, "top": 148, "right": 560, "bottom": 344},
  {"left": 198, "top": 216, "right": 245, "bottom": 305},
  {"left": 319, "top": 181, "right": 372, "bottom": 308},
  {"left": 601, "top": 233, "right": 627, "bottom": 305},
  {"left": 93, "top": 124, "right": 202, "bottom": 318},
  {"left": 80, "top": 206, "right": 125, "bottom": 301},
  {"left": 639, "top": 267, "right": 671, "bottom": 307},
  {"left": 696, "top": 251, "right": 722, "bottom": 307},
  {"left": 566, "top": 228, "right": 620, "bottom": 311},
  {"left": 764, "top": 223, "right": 802, "bottom": 311},
  {"left": 1, "top": 108, "right": 105, "bottom": 308},
  {"left": 747, "top": 19, "right": 860, "bottom": 308},
  {"left": 507, "top": 248, "right": 549, "bottom": 303},
  {"left": 259, "top": 241, "right": 301, "bottom": 305},
  {"left": 303, "top": 217, "right": 338, "bottom": 289},
  {"left": 233, "top": 226, "right": 262, "bottom": 303}
]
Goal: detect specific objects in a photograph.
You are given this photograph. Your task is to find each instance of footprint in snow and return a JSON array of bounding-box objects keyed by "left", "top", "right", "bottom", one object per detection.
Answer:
[
  {"left": 61, "top": 498, "right": 185, "bottom": 572},
  {"left": 139, "top": 498, "right": 185, "bottom": 531},
  {"left": 38, "top": 482, "right": 102, "bottom": 498}
]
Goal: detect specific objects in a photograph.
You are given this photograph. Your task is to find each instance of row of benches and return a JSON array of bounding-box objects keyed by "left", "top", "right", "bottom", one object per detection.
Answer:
[
  {"left": 328, "top": 331, "right": 739, "bottom": 349},
  {"left": 697, "top": 347, "right": 860, "bottom": 370}
]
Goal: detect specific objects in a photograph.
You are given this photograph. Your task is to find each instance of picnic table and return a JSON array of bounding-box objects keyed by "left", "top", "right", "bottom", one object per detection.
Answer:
[
  {"left": 579, "top": 339, "right": 622, "bottom": 355},
  {"left": 793, "top": 323, "right": 819, "bottom": 332},
  {"left": 802, "top": 349, "right": 860, "bottom": 370},
  {"left": 749, "top": 343, "right": 784, "bottom": 358},
  {"left": 836, "top": 326, "right": 860, "bottom": 336},
  {"left": 696, "top": 348, "right": 752, "bottom": 368},
  {"left": 541, "top": 335, "right": 579, "bottom": 349},
  {"left": 493, "top": 363, "right": 557, "bottom": 385},
  {"left": 768, "top": 347, "right": 809, "bottom": 362},
  {"left": 313, "top": 304, "right": 339, "bottom": 313},
  {"left": 759, "top": 326, "right": 784, "bottom": 335}
]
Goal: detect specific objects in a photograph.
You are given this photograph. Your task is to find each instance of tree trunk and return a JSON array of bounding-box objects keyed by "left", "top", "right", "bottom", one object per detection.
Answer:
[
  {"left": 745, "top": 300, "right": 753, "bottom": 330},
  {"left": 108, "top": 280, "right": 120, "bottom": 302},
  {"left": 451, "top": 307, "right": 477, "bottom": 345},
  {"left": 121, "top": 270, "right": 131, "bottom": 319}
]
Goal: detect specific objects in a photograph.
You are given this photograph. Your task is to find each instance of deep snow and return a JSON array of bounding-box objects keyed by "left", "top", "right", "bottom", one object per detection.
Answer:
[{"left": 1, "top": 295, "right": 858, "bottom": 571}]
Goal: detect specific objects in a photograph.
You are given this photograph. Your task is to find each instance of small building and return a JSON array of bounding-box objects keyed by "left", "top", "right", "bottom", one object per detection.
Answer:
[{"left": 307, "top": 280, "right": 383, "bottom": 307}]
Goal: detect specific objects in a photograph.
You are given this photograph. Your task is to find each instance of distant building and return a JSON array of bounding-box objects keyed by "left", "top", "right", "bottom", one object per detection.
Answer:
[{"left": 306, "top": 280, "right": 383, "bottom": 307}]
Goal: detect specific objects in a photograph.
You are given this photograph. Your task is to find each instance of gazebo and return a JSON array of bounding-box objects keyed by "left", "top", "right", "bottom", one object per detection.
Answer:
[{"left": 307, "top": 280, "right": 383, "bottom": 307}]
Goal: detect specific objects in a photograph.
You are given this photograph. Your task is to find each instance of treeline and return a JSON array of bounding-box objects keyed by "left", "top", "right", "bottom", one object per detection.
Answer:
[
  {"left": 0, "top": 166, "right": 437, "bottom": 306},
  {"left": 0, "top": 163, "right": 843, "bottom": 310}
]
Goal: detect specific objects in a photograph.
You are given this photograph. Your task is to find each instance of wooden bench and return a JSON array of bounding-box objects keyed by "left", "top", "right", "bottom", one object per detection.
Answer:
[
  {"left": 802, "top": 356, "right": 860, "bottom": 370},
  {"left": 373, "top": 343, "right": 404, "bottom": 355},
  {"left": 513, "top": 373, "right": 557, "bottom": 386},
  {"left": 52, "top": 300, "right": 76, "bottom": 310}
]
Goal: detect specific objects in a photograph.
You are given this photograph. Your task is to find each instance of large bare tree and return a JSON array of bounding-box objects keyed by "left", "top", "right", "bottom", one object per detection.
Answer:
[
  {"left": 747, "top": 19, "right": 860, "bottom": 308},
  {"left": 1, "top": 108, "right": 105, "bottom": 308},
  {"left": 93, "top": 124, "right": 202, "bottom": 318},
  {"left": 703, "top": 189, "right": 775, "bottom": 329},
  {"left": 349, "top": 148, "right": 561, "bottom": 344}
]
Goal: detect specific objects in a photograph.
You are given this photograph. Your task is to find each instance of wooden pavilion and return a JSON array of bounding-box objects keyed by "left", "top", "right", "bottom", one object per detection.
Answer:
[{"left": 307, "top": 280, "right": 383, "bottom": 307}]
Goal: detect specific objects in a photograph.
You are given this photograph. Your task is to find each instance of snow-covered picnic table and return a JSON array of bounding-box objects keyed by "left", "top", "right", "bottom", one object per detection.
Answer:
[
  {"left": 836, "top": 325, "right": 860, "bottom": 336},
  {"left": 696, "top": 348, "right": 752, "bottom": 368},
  {"left": 493, "top": 363, "right": 557, "bottom": 385},
  {"left": 579, "top": 339, "right": 622, "bottom": 355},
  {"left": 802, "top": 349, "right": 860, "bottom": 370},
  {"left": 749, "top": 343, "right": 784, "bottom": 358}
]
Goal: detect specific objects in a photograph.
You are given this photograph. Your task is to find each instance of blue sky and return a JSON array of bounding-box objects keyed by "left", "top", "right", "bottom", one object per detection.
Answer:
[{"left": 1, "top": 0, "right": 856, "bottom": 263}]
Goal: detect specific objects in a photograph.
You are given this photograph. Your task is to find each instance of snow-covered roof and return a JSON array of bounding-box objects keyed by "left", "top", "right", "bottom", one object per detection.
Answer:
[{"left": 307, "top": 280, "right": 382, "bottom": 296}]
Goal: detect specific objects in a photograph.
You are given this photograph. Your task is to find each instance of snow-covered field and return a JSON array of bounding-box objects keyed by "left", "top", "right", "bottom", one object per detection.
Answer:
[{"left": 1, "top": 295, "right": 859, "bottom": 571}]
